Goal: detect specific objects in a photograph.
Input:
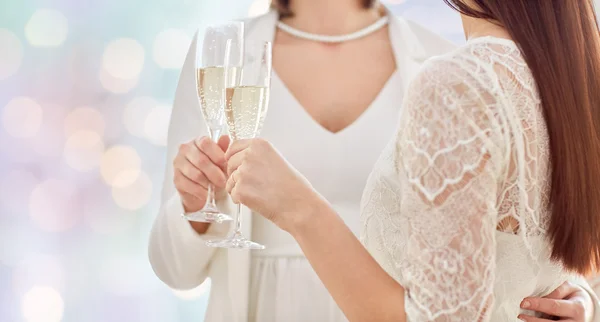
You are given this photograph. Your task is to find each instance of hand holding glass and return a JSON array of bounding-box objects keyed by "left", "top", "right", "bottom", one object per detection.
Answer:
[
  {"left": 206, "top": 41, "right": 272, "bottom": 249},
  {"left": 184, "top": 22, "right": 243, "bottom": 223}
]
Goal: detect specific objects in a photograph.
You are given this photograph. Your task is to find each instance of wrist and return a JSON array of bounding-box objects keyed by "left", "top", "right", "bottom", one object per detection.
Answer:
[{"left": 281, "top": 190, "right": 335, "bottom": 236}]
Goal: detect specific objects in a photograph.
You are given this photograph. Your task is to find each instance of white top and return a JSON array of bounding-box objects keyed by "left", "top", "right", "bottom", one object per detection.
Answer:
[
  {"left": 361, "top": 36, "right": 600, "bottom": 321},
  {"left": 148, "top": 11, "right": 599, "bottom": 322}
]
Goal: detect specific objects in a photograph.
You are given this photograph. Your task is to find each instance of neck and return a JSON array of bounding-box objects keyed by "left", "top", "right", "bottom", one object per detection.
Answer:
[
  {"left": 282, "top": 0, "right": 382, "bottom": 35},
  {"left": 461, "top": 14, "right": 512, "bottom": 41}
]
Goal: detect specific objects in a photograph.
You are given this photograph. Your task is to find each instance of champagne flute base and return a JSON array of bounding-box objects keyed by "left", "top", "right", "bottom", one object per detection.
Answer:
[
  {"left": 183, "top": 208, "right": 233, "bottom": 223},
  {"left": 206, "top": 232, "right": 265, "bottom": 249}
]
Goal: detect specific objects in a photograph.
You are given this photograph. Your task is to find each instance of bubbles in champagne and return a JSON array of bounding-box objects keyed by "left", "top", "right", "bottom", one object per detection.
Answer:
[
  {"left": 197, "top": 66, "right": 239, "bottom": 130},
  {"left": 225, "top": 86, "right": 269, "bottom": 140}
]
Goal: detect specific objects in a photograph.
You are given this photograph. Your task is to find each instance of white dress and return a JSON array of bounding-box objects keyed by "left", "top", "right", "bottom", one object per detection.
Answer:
[{"left": 360, "top": 36, "right": 600, "bottom": 321}]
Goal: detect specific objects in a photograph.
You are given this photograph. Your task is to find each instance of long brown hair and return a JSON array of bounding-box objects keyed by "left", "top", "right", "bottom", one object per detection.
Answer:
[
  {"left": 271, "top": 0, "right": 376, "bottom": 17},
  {"left": 445, "top": 0, "right": 600, "bottom": 274}
]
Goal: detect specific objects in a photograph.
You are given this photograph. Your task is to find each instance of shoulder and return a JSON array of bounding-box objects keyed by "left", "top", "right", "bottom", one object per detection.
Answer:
[
  {"left": 411, "top": 43, "right": 499, "bottom": 95},
  {"left": 402, "top": 44, "right": 504, "bottom": 131},
  {"left": 401, "top": 45, "right": 508, "bottom": 158},
  {"left": 390, "top": 15, "right": 458, "bottom": 59}
]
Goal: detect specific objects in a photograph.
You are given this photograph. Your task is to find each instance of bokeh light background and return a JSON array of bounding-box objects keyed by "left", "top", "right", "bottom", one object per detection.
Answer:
[{"left": 1, "top": 0, "right": 599, "bottom": 321}]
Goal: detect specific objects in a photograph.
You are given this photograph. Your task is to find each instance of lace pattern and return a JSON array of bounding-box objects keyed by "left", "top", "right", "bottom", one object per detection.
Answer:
[{"left": 360, "top": 37, "right": 565, "bottom": 321}]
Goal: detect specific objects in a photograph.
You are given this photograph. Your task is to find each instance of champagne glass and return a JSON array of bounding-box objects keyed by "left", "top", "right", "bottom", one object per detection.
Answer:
[
  {"left": 185, "top": 22, "right": 243, "bottom": 223},
  {"left": 206, "top": 41, "right": 272, "bottom": 249}
]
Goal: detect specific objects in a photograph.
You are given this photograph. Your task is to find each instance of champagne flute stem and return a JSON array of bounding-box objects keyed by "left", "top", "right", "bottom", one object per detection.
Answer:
[
  {"left": 203, "top": 184, "right": 217, "bottom": 209},
  {"left": 209, "top": 128, "right": 222, "bottom": 141},
  {"left": 233, "top": 203, "right": 243, "bottom": 235},
  {"left": 200, "top": 127, "right": 222, "bottom": 213}
]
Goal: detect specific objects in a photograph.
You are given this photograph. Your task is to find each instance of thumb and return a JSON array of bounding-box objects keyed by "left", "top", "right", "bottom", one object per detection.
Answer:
[{"left": 218, "top": 135, "right": 231, "bottom": 152}]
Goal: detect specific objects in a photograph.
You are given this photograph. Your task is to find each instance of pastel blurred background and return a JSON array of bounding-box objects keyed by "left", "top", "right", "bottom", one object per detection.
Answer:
[{"left": 0, "top": 0, "right": 598, "bottom": 321}]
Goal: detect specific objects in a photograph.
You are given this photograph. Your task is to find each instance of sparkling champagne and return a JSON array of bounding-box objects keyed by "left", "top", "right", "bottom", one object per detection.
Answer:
[
  {"left": 225, "top": 86, "right": 270, "bottom": 140},
  {"left": 197, "top": 66, "right": 240, "bottom": 130}
]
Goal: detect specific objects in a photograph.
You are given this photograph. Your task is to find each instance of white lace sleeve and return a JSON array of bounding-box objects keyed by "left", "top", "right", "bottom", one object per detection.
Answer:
[{"left": 396, "top": 58, "right": 508, "bottom": 321}]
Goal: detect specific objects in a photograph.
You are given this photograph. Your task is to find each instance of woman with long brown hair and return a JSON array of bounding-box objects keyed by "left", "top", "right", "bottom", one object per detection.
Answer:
[{"left": 222, "top": 0, "right": 600, "bottom": 320}]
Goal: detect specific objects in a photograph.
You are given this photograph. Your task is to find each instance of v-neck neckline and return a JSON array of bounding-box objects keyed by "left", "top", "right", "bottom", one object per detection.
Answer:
[
  {"left": 272, "top": 70, "right": 400, "bottom": 136},
  {"left": 259, "top": 7, "right": 404, "bottom": 136}
]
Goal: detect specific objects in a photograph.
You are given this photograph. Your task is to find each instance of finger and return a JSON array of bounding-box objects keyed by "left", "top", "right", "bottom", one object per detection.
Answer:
[
  {"left": 217, "top": 135, "right": 231, "bottom": 152},
  {"left": 186, "top": 148, "right": 227, "bottom": 188},
  {"left": 178, "top": 161, "right": 209, "bottom": 189},
  {"left": 522, "top": 298, "right": 576, "bottom": 318},
  {"left": 174, "top": 154, "right": 209, "bottom": 188},
  {"left": 195, "top": 137, "right": 227, "bottom": 167},
  {"left": 215, "top": 135, "right": 231, "bottom": 173},
  {"left": 227, "top": 170, "right": 242, "bottom": 204},
  {"left": 544, "top": 282, "right": 579, "bottom": 300},
  {"left": 226, "top": 169, "right": 239, "bottom": 195},
  {"left": 182, "top": 142, "right": 210, "bottom": 171},
  {"left": 516, "top": 314, "right": 555, "bottom": 322},
  {"left": 225, "top": 139, "right": 252, "bottom": 160},
  {"left": 180, "top": 191, "right": 203, "bottom": 211},
  {"left": 196, "top": 160, "right": 227, "bottom": 188},
  {"left": 180, "top": 190, "right": 202, "bottom": 202},
  {"left": 226, "top": 149, "right": 247, "bottom": 176},
  {"left": 175, "top": 169, "right": 208, "bottom": 198},
  {"left": 226, "top": 176, "right": 235, "bottom": 196}
]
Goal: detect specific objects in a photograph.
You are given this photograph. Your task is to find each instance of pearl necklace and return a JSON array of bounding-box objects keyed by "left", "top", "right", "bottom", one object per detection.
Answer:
[{"left": 277, "top": 16, "right": 389, "bottom": 43}]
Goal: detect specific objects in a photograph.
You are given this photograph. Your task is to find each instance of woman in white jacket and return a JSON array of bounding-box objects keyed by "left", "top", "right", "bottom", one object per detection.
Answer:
[{"left": 148, "top": 1, "right": 599, "bottom": 321}]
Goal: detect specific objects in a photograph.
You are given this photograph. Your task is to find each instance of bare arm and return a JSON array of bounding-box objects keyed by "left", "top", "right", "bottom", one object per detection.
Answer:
[
  {"left": 290, "top": 199, "right": 406, "bottom": 322},
  {"left": 227, "top": 58, "right": 505, "bottom": 321}
]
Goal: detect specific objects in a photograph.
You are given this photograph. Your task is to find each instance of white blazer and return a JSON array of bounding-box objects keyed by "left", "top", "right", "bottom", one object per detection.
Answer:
[{"left": 148, "top": 9, "right": 600, "bottom": 322}]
